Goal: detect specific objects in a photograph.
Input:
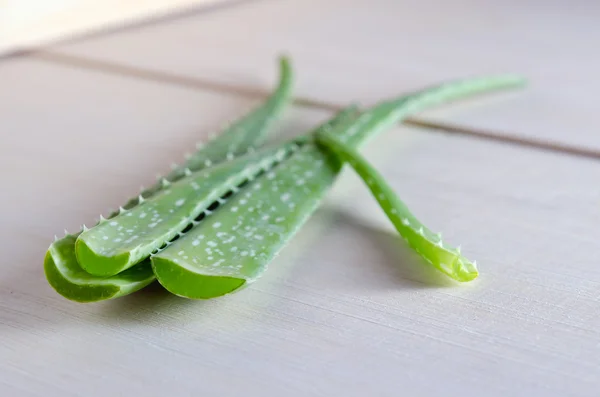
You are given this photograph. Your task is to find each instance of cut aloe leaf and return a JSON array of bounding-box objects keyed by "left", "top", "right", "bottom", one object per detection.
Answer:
[
  {"left": 150, "top": 106, "right": 358, "bottom": 298},
  {"left": 44, "top": 235, "right": 155, "bottom": 302},
  {"left": 316, "top": 130, "right": 477, "bottom": 282},
  {"left": 152, "top": 74, "right": 525, "bottom": 299},
  {"left": 151, "top": 143, "right": 340, "bottom": 299},
  {"left": 44, "top": 56, "right": 294, "bottom": 302},
  {"left": 76, "top": 142, "right": 300, "bottom": 277}
]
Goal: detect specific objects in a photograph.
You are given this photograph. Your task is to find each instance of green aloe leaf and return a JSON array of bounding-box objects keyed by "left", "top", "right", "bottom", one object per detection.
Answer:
[
  {"left": 44, "top": 56, "right": 294, "bottom": 302},
  {"left": 75, "top": 142, "right": 299, "bottom": 277},
  {"left": 44, "top": 235, "right": 155, "bottom": 302},
  {"left": 152, "top": 74, "right": 525, "bottom": 299},
  {"left": 315, "top": 130, "right": 477, "bottom": 282},
  {"left": 151, "top": 107, "right": 358, "bottom": 299}
]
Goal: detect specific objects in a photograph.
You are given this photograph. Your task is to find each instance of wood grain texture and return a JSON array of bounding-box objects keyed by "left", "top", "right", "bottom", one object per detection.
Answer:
[
  {"left": 50, "top": 0, "right": 600, "bottom": 151},
  {"left": 1, "top": 58, "right": 600, "bottom": 397}
]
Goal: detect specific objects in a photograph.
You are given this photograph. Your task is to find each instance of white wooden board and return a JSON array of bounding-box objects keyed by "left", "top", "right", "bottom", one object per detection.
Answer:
[
  {"left": 51, "top": 0, "right": 600, "bottom": 152},
  {"left": 1, "top": 58, "right": 600, "bottom": 397}
]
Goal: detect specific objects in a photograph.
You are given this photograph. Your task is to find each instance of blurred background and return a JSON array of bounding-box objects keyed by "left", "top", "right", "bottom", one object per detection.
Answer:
[{"left": 2, "top": 0, "right": 225, "bottom": 55}]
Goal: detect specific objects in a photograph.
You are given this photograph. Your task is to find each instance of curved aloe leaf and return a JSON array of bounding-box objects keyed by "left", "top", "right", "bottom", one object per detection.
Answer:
[
  {"left": 341, "top": 74, "right": 526, "bottom": 147},
  {"left": 45, "top": 56, "right": 294, "bottom": 301},
  {"left": 136, "top": 55, "right": 294, "bottom": 203},
  {"left": 151, "top": 74, "right": 525, "bottom": 299},
  {"left": 316, "top": 130, "right": 477, "bottom": 281}
]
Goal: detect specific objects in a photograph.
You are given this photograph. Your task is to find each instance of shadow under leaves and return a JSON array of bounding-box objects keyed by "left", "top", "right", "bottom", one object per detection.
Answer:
[{"left": 321, "top": 205, "right": 458, "bottom": 289}]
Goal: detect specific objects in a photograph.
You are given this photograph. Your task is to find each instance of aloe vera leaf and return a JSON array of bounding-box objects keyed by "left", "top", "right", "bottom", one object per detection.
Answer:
[
  {"left": 152, "top": 75, "right": 525, "bottom": 299},
  {"left": 316, "top": 130, "right": 477, "bottom": 282},
  {"left": 341, "top": 74, "right": 526, "bottom": 148},
  {"left": 76, "top": 142, "right": 299, "bottom": 276},
  {"left": 124, "top": 55, "right": 294, "bottom": 209},
  {"left": 150, "top": 107, "right": 359, "bottom": 299},
  {"left": 44, "top": 56, "right": 294, "bottom": 301},
  {"left": 44, "top": 235, "right": 155, "bottom": 302}
]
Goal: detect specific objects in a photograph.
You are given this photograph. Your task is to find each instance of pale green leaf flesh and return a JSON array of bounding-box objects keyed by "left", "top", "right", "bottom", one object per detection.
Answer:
[
  {"left": 316, "top": 130, "right": 477, "bottom": 282},
  {"left": 44, "top": 235, "right": 154, "bottom": 302},
  {"left": 44, "top": 56, "right": 294, "bottom": 301},
  {"left": 152, "top": 75, "right": 525, "bottom": 298}
]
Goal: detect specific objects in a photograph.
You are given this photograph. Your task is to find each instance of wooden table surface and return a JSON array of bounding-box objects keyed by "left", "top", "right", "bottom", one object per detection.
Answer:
[{"left": 2, "top": 1, "right": 599, "bottom": 396}]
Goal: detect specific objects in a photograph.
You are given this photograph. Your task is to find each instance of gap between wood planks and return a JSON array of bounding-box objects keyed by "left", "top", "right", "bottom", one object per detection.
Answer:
[{"left": 27, "top": 50, "right": 600, "bottom": 162}]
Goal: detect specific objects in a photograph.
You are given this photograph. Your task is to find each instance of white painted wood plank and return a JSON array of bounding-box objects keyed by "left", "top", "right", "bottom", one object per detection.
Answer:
[
  {"left": 1, "top": 59, "right": 600, "bottom": 397},
  {"left": 52, "top": 0, "right": 600, "bottom": 151}
]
